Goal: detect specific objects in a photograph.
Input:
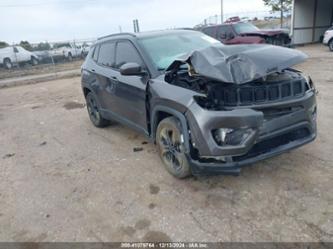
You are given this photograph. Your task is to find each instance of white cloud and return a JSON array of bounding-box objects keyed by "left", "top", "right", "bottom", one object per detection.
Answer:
[{"left": 0, "top": 0, "right": 269, "bottom": 43}]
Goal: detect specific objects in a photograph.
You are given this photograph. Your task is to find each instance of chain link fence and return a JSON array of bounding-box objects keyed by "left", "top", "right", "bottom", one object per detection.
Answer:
[
  {"left": 0, "top": 38, "right": 96, "bottom": 83},
  {"left": 197, "top": 10, "right": 291, "bottom": 30}
]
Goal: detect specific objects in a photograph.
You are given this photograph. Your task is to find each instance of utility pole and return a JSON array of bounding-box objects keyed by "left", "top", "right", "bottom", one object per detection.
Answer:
[
  {"left": 133, "top": 20, "right": 137, "bottom": 33},
  {"left": 220, "top": 0, "right": 224, "bottom": 24},
  {"left": 280, "top": 0, "right": 284, "bottom": 28},
  {"left": 133, "top": 19, "right": 140, "bottom": 33}
]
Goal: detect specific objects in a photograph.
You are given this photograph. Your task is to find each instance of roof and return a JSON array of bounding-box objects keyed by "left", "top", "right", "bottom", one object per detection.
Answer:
[
  {"left": 96, "top": 29, "right": 200, "bottom": 43},
  {"left": 201, "top": 22, "right": 242, "bottom": 29}
]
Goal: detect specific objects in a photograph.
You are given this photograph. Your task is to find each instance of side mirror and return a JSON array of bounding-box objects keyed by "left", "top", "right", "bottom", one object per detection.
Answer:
[{"left": 120, "top": 62, "right": 145, "bottom": 76}]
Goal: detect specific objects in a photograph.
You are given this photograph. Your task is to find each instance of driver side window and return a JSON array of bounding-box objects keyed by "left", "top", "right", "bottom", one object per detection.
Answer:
[
  {"left": 217, "top": 26, "right": 233, "bottom": 40},
  {"left": 115, "top": 41, "right": 144, "bottom": 69}
]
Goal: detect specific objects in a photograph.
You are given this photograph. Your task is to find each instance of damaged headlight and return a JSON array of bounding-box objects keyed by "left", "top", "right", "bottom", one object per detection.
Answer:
[{"left": 212, "top": 128, "right": 254, "bottom": 146}]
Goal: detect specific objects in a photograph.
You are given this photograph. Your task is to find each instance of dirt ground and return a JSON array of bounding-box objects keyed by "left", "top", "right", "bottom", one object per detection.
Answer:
[
  {"left": 0, "top": 59, "right": 83, "bottom": 80},
  {"left": 0, "top": 44, "right": 332, "bottom": 242}
]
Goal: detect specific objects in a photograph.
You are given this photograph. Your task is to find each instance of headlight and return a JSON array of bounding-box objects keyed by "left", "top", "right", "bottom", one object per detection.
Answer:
[{"left": 212, "top": 128, "right": 254, "bottom": 146}]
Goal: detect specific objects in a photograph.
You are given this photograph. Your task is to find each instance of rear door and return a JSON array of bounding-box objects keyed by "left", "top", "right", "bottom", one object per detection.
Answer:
[
  {"left": 12, "top": 46, "right": 20, "bottom": 63},
  {"left": 92, "top": 41, "right": 118, "bottom": 112},
  {"left": 110, "top": 40, "right": 148, "bottom": 134},
  {"left": 17, "top": 47, "right": 31, "bottom": 62}
]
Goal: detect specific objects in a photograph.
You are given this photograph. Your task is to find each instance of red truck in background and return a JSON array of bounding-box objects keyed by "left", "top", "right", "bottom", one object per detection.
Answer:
[{"left": 201, "top": 21, "right": 291, "bottom": 47}]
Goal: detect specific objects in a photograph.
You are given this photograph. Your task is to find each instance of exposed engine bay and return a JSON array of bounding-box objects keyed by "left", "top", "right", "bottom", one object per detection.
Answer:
[
  {"left": 165, "top": 44, "right": 310, "bottom": 111},
  {"left": 166, "top": 67, "right": 309, "bottom": 111}
]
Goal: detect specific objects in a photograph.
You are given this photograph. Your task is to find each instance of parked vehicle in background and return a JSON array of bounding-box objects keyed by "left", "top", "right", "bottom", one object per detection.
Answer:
[
  {"left": 323, "top": 26, "right": 333, "bottom": 51},
  {"left": 201, "top": 22, "right": 291, "bottom": 46},
  {"left": 81, "top": 30, "right": 317, "bottom": 178},
  {"left": 50, "top": 42, "right": 81, "bottom": 61},
  {"left": 34, "top": 50, "right": 53, "bottom": 63},
  {"left": 0, "top": 46, "right": 39, "bottom": 69},
  {"left": 80, "top": 42, "right": 93, "bottom": 58},
  {"left": 225, "top": 16, "right": 241, "bottom": 23}
]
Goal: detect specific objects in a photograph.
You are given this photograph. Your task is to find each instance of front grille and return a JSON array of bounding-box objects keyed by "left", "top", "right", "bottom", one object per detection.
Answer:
[
  {"left": 222, "top": 79, "right": 307, "bottom": 107},
  {"left": 233, "top": 128, "right": 310, "bottom": 162}
]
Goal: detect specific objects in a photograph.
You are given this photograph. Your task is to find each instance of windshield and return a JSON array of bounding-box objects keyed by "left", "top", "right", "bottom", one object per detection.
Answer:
[
  {"left": 233, "top": 23, "right": 260, "bottom": 34},
  {"left": 138, "top": 32, "right": 220, "bottom": 70}
]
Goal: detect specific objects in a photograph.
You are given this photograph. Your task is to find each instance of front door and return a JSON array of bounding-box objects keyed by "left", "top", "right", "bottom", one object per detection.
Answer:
[{"left": 110, "top": 40, "right": 148, "bottom": 134}]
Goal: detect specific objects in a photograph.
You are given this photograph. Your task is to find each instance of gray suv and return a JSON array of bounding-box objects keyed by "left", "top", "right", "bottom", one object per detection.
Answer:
[{"left": 81, "top": 30, "right": 317, "bottom": 178}]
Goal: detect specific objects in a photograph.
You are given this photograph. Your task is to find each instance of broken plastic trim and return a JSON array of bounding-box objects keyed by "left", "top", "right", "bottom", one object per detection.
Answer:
[{"left": 166, "top": 44, "right": 308, "bottom": 84}]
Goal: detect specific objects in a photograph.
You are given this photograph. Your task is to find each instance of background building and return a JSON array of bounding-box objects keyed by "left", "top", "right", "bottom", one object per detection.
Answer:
[{"left": 291, "top": 0, "right": 333, "bottom": 44}]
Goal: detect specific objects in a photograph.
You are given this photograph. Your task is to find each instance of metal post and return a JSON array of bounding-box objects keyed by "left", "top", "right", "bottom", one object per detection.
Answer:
[
  {"left": 221, "top": 0, "right": 224, "bottom": 24},
  {"left": 280, "top": 0, "right": 284, "bottom": 28},
  {"left": 133, "top": 20, "right": 137, "bottom": 33}
]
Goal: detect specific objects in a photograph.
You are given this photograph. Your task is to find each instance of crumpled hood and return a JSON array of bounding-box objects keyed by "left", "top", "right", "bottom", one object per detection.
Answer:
[{"left": 166, "top": 44, "right": 307, "bottom": 84}]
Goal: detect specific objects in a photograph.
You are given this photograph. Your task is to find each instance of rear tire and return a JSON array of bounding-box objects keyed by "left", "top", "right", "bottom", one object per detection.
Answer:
[
  {"left": 329, "top": 40, "right": 333, "bottom": 51},
  {"left": 3, "top": 58, "right": 12, "bottom": 69},
  {"left": 85, "top": 92, "right": 110, "bottom": 128},
  {"left": 156, "top": 117, "right": 191, "bottom": 179}
]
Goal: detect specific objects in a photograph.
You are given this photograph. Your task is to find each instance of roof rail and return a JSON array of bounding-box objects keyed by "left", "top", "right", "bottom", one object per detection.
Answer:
[{"left": 97, "top": 32, "right": 136, "bottom": 40}]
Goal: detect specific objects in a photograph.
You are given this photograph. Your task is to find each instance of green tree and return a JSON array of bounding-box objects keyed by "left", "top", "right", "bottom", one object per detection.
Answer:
[
  {"left": 263, "top": 0, "right": 292, "bottom": 28},
  {"left": 36, "top": 42, "right": 51, "bottom": 51},
  {"left": 19, "top": 41, "right": 33, "bottom": 51},
  {"left": 0, "top": 41, "right": 9, "bottom": 49}
]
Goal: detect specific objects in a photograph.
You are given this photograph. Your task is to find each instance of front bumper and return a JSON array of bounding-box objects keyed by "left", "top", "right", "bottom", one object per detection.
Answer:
[{"left": 185, "top": 90, "right": 317, "bottom": 175}]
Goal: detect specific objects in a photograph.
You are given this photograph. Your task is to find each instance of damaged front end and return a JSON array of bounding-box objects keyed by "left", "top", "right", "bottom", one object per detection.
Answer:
[{"left": 165, "top": 45, "right": 317, "bottom": 175}]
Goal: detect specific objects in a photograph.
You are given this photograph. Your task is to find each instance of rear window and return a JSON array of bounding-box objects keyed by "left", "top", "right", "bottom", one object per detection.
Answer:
[
  {"left": 202, "top": 27, "right": 216, "bottom": 37},
  {"left": 97, "top": 42, "right": 115, "bottom": 67},
  {"left": 92, "top": 46, "right": 99, "bottom": 61}
]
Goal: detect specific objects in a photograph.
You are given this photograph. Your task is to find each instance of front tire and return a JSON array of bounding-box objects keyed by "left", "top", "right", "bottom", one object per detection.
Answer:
[
  {"left": 3, "top": 58, "right": 12, "bottom": 69},
  {"left": 329, "top": 40, "right": 333, "bottom": 51},
  {"left": 156, "top": 117, "right": 191, "bottom": 178},
  {"left": 85, "top": 92, "right": 110, "bottom": 128}
]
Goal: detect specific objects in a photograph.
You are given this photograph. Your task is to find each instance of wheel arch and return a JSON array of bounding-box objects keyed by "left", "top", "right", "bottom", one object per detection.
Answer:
[
  {"left": 3, "top": 57, "right": 11, "bottom": 63},
  {"left": 82, "top": 86, "right": 92, "bottom": 97},
  {"left": 328, "top": 37, "right": 333, "bottom": 45},
  {"left": 151, "top": 105, "right": 190, "bottom": 153}
]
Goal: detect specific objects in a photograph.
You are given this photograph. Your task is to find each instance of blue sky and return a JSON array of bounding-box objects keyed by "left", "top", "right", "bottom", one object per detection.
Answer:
[{"left": 0, "top": 0, "right": 270, "bottom": 43}]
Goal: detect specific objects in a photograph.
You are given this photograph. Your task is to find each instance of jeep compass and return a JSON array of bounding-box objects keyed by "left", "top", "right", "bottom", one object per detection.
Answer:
[{"left": 81, "top": 30, "right": 317, "bottom": 178}]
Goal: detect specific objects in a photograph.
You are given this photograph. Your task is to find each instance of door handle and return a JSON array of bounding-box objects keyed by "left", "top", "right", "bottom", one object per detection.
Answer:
[
  {"left": 91, "top": 69, "right": 95, "bottom": 72},
  {"left": 111, "top": 76, "right": 118, "bottom": 81}
]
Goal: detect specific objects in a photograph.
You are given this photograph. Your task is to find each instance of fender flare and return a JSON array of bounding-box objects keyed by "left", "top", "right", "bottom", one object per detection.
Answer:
[
  {"left": 151, "top": 105, "right": 190, "bottom": 153},
  {"left": 328, "top": 37, "right": 333, "bottom": 45}
]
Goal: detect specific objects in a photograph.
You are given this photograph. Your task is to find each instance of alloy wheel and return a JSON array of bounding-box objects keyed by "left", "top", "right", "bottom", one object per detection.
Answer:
[{"left": 158, "top": 126, "right": 184, "bottom": 172}]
